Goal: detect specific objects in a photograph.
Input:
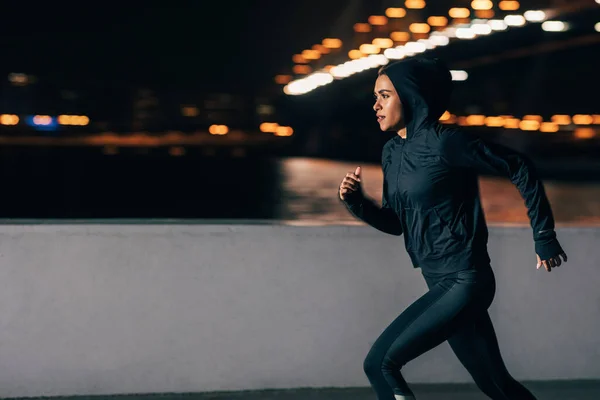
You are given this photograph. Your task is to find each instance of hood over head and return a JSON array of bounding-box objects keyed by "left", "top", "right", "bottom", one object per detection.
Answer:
[{"left": 379, "top": 57, "right": 453, "bottom": 136}]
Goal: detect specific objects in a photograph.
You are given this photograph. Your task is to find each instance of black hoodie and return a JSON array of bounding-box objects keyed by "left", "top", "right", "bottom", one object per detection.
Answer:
[{"left": 341, "top": 57, "right": 563, "bottom": 277}]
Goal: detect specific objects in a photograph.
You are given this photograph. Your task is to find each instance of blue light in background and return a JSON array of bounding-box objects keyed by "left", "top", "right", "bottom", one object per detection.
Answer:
[{"left": 25, "top": 115, "right": 59, "bottom": 132}]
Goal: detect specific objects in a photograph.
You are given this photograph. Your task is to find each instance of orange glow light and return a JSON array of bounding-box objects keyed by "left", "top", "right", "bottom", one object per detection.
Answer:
[
  {"left": 471, "top": 0, "right": 493, "bottom": 10},
  {"left": 0, "top": 114, "right": 19, "bottom": 125},
  {"left": 476, "top": 10, "right": 495, "bottom": 18},
  {"left": 551, "top": 115, "right": 571, "bottom": 125},
  {"left": 499, "top": 0, "right": 520, "bottom": 11},
  {"left": 504, "top": 118, "right": 521, "bottom": 129},
  {"left": 293, "top": 65, "right": 312, "bottom": 75},
  {"left": 274, "top": 75, "right": 292, "bottom": 85},
  {"left": 354, "top": 23, "right": 371, "bottom": 33},
  {"left": 539, "top": 122, "right": 559, "bottom": 132},
  {"left": 368, "top": 15, "right": 388, "bottom": 26},
  {"left": 209, "top": 125, "right": 228, "bottom": 135},
  {"left": 485, "top": 116, "right": 505, "bottom": 127},
  {"left": 573, "top": 114, "right": 593, "bottom": 125},
  {"left": 373, "top": 38, "right": 394, "bottom": 48},
  {"left": 385, "top": 8, "right": 406, "bottom": 18},
  {"left": 390, "top": 31, "right": 410, "bottom": 42},
  {"left": 322, "top": 38, "right": 343, "bottom": 48},
  {"left": 302, "top": 49, "right": 320, "bottom": 60},
  {"left": 427, "top": 16, "right": 448, "bottom": 27},
  {"left": 405, "top": 0, "right": 426, "bottom": 9},
  {"left": 574, "top": 128, "right": 596, "bottom": 139},
  {"left": 359, "top": 44, "right": 379, "bottom": 54},
  {"left": 519, "top": 120, "right": 540, "bottom": 131},
  {"left": 466, "top": 115, "right": 485, "bottom": 126},
  {"left": 409, "top": 23, "right": 431, "bottom": 34},
  {"left": 260, "top": 122, "right": 278, "bottom": 133},
  {"left": 312, "top": 44, "right": 330, "bottom": 54},
  {"left": 274, "top": 126, "right": 294, "bottom": 137},
  {"left": 292, "top": 54, "right": 307, "bottom": 64},
  {"left": 449, "top": 8, "right": 470, "bottom": 18},
  {"left": 348, "top": 49, "right": 363, "bottom": 59}
]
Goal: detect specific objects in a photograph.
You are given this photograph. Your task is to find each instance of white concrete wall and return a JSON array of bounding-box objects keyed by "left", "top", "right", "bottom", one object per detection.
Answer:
[{"left": 0, "top": 223, "right": 598, "bottom": 398}]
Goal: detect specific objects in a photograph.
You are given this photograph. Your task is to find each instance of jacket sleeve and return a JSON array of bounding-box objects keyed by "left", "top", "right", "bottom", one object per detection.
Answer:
[
  {"left": 441, "top": 129, "right": 563, "bottom": 260},
  {"left": 339, "top": 146, "right": 403, "bottom": 236}
]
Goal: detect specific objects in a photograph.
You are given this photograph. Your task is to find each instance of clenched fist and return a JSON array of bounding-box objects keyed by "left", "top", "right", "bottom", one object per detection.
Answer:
[{"left": 339, "top": 166, "right": 363, "bottom": 201}]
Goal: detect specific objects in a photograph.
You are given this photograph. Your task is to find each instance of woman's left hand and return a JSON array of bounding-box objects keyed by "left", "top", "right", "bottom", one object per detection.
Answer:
[{"left": 537, "top": 252, "right": 567, "bottom": 272}]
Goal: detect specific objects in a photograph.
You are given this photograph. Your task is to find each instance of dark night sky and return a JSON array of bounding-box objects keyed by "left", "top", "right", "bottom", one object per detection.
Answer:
[{"left": 0, "top": 1, "right": 350, "bottom": 94}]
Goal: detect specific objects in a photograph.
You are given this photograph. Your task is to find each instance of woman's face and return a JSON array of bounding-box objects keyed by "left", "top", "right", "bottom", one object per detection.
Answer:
[{"left": 373, "top": 74, "right": 403, "bottom": 132}]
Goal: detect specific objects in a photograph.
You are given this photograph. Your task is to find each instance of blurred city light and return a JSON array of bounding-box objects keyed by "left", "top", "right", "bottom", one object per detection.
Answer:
[
  {"left": 488, "top": 19, "right": 508, "bottom": 30},
  {"left": 428, "top": 16, "right": 448, "bottom": 27},
  {"left": 456, "top": 27, "right": 477, "bottom": 39},
  {"left": 438, "top": 112, "right": 599, "bottom": 140},
  {"left": 209, "top": 125, "right": 228, "bottom": 135},
  {"left": 293, "top": 65, "right": 312, "bottom": 75},
  {"left": 542, "top": 21, "right": 568, "bottom": 31},
  {"left": 181, "top": 106, "right": 199, "bottom": 117},
  {"left": 471, "top": 0, "right": 493, "bottom": 10},
  {"left": 552, "top": 115, "right": 572, "bottom": 125},
  {"left": 274, "top": 126, "right": 294, "bottom": 137},
  {"left": 359, "top": 44, "right": 380, "bottom": 54},
  {"left": 449, "top": 8, "right": 470, "bottom": 18},
  {"left": 283, "top": 3, "right": 592, "bottom": 96},
  {"left": 390, "top": 31, "right": 410, "bottom": 42},
  {"left": 372, "top": 38, "right": 394, "bottom": 48},
  {"left": 385, "top": 8, "right": 407, "bottom": 18},
  {"left": 523, "top": 10, "right": 546, "bottom": 22},
  {"left": 368, "top": 15, "right": 388, "bottom": 26},
  {"left": 404, "top": 41, "right": 427, "bottom": 55},
  {"left": 405, "top": 0, "right": 426, "bottom": 9},
  {"left": 499, "top": 1, "right": 520, "bottom": 11},
  {"left": 504, "top": 15, "right": 526, "bottom": 26},
  {"left": 573, "top": 114, "right": 594, "bottom": 125},
  {"left": 485, "top": 116, "right": 505, "bottom": 127},
  {"left": 302, "top": 49, "right": 320, "bottom": 60},
  {"left": 57, "top": 115, "right": 90, "bottom": 126},
  {"left": 519, "top": 120, "right": 540, "bottom": 131},
  {"left": 33, "top": 115, "right": 53, "bottom": 125},
  {"left": 429, "top": 34, "right": 450, "bottom": 46},
  {"left": 260, "top": 122, "right": 278, "bottom": 133},
  {"left": 8, "top": 73, "right": 29, "bottom": 86},
  {"left": 450, "top": 70, "right": 469, "bottom": 81},
  {"left": 472, "top": 23, "right": 493, "bottom": 35},
  {"left": 292, "top": 54, "right": 307, "bottom": 64},
  {"left": 410, "top": 23, "right": 431, "bottom": 34},
  {"left": 169, "top": 146, "right": 186, "bottom": 156},
  {"left": 574, "top": 128, "right": 596, "bottom": 139},
  {"left": 540, "top": 122, "right": 559, "bottom": 132},
  {"left": 595, "top": 22, "right": 600, "bottom": 32},
  {"left": 274, "top": 75, "right": 292, "bottom": 85},
  {"left": 322, "top": 38, "right": 342, "bottom": 49},
  {"left": 353, "top": 23, "right": 371, "bottom": 33},
  {"left": 0, "top": 114, "right": 19, "bottom": 126}
]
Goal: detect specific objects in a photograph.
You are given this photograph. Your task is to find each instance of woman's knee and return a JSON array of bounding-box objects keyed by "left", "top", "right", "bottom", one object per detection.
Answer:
[
  {"left": 364, "top": 351, "right": 402, "bottom": 379},
  {"left": 363, "top": 351, "right": 380, "bottom": 377}
]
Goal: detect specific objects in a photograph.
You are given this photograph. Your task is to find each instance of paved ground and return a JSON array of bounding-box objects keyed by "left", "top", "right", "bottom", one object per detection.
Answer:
[{"left": 7, "top": 381, "right": 600, "bottom": 400}]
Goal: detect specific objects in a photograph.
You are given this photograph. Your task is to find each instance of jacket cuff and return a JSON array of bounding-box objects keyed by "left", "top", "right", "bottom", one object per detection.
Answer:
[
  {"left": 534, "top": 236, "right": 563, "bottom": 260},
  {"left": 338, "top": 188, "right": 363, "bottom": 208}
]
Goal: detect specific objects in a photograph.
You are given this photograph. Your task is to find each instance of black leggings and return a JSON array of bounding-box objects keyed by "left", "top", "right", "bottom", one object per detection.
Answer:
[{"left": 363, "top": 265, "right": 537, "bottom": 399}]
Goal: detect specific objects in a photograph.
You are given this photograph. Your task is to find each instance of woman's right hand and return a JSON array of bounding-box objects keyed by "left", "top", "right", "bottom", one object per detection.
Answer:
[{"left": 339, "top": 166, "right": 363, "bottom": 201}]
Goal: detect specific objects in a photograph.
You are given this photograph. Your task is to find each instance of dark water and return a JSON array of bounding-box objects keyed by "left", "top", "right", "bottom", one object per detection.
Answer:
[
  {"left": 0, "top": 146, "right": 599, "bottom": 225},
  {"left": 0, "top": 147, "right": 284, "bottom": 220}
]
